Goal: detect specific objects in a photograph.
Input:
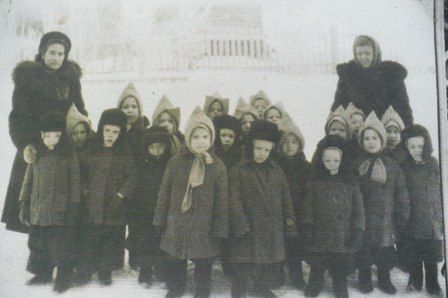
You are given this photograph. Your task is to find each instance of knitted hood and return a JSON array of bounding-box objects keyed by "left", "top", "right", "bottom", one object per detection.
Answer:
[
  {"left": 234, "top": 97, "right": 259, "bottom": 120},
  {"left": 204, "top": 93, "right": 230, "bottom": 117},
  {"left": 353, "top": 35, "right": 382, "bottom": 68},
  {"left": 381, "top": 106, "right": 405, "bottom": 131},
  {"left": 152, "top": 95, "right": 181, "bottom": 129},
  {"left": 279, "top": 117, "right": 305, "bottom": 154},
  {"left": 117, "top": 82, "right": 143, "bottom": 117},
  {"left": 358, "top": 111, "right": 387, "bottom": 151},
  {"left": 345, "top": 102, "right": 365, "bottom": 120},
  {"left": 325, "top": 105, "right": 353, "bottom": 139},
  {"left": 249, "top": 90, "right": 271, "bottom": 107},
  {"left": 66, "top": 103, "right": 93, "bottom": 137},
  {"left": 184, "top": 106, "right": 215, "bottom": 153}
]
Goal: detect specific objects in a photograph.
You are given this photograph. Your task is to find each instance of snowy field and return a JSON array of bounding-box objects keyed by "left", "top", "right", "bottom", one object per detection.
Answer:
[{"left": 0, "top": 70, "right": 445, "bottom": 297}]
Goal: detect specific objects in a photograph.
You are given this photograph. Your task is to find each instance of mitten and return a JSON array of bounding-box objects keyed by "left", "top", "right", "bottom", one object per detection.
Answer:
[
  {"left": 65, "top": 203, "right": 80, "bottom": 226},
  {"left": 23, "top": 144, "right": 37, "bottom": 164},
  {"left": 19, "top": 207, "right": 30, "bottom": 226}
]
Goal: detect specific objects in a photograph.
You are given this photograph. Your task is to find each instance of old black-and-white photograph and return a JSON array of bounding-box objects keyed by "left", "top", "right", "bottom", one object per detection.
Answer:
[{"left": 0, "top": 0, "right": 446, "bottom": 297}]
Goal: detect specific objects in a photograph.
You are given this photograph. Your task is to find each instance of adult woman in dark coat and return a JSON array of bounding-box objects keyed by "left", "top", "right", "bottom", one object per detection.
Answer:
[
  {"left": 331, "top": 35, "right": 413, "bottom": 127},
  {"left": 2, "top": 31, "right": 87, "bottom": 233}
]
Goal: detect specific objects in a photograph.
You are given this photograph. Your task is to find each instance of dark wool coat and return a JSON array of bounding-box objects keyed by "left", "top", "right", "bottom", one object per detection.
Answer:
[
  {"left": 80, "top": 143, "right": 136, "bottom": 226},
  {"left": 153, "top": 150, "right": 229, "bottom": 260},
  {"left": 302, "top": 171, "right": 365, "bottom": 254},
  {"left": 384, "top": 145, "right": 407, "bottom": 165},
  {"left": 401, "top": 157, "right": 443, "bottom": 240},
  {"left": 355, "top": 155, "right": 410, "bottom": 247},
  {"left": 278, "top": 153, "right": 311, "bottom": 227},
  {"left": 331, "top": 60, "right": 413, "bottom": 127},
  {"left": 214, "top": 145, "right": 242, "bottom": 172},
  {"left": 228, "top": 160, "right": 297, "bottom": 264},
  {"left": 124, "top": 117, "right": 146, "bottom": 160},
  {"left": 20, "top": 147, "right": 81, "bottom": 226},
  {"left": 3, "top": 60, "right": 87, "bottom": 233}
]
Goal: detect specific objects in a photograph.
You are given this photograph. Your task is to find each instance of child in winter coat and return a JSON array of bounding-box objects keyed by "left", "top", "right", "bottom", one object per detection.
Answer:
[
  {"left": 277, "top": 118, "right": 312, "bottom": 290},
  {"left": 401, "top": 124, "right": 444, "bottom": 296},
  {"left": 212, "top": 115, "right": 242, "bottom": 277},
  {"left": 303, "top": 135, "right": 365, "bottom": 298},
  {"left": 250, "top": 90, "right": 272, "bottom": 119},
  {"left": 229, "top": 119, "right": 297, "bottom": 298},
  {"left": 134, "top": 126, "right": 173, "bottom": 286},
  {"left": 153, "top": 95, "right": 185, "bottom": 154},
  {"left": 75, "top": 109, "right": 136, "bottom": 286},
  {"left": 381, "top": 106, "right": 406, "bottom": 164},
  {"left": 19, "top": 112, "right": 81, "bottom": 293},
  {"left": 204, "top": 93, "right": 229, "bottom": 119},
  {"left": 117, "top": 82, "right": 148, "bottom": 270},
  {"left": 354, "top": 112, "right": 410, "bottom": 295},
  {"left": 153, "top": 106, "right": 229, "bottom": 298},
  {"left": 345, "top": 102, "right": 365, "bottom": 136}
]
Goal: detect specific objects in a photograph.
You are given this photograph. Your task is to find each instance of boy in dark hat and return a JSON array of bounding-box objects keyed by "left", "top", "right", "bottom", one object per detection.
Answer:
[
  {"left": 75, "top": 109, "right": 136, "bottom": 286},
  {"left": 19, "top": 111, "right": 81, "bottom": 293},
  {"left": 228, "top": 119, "right": 297, "bottom": 298},
  {"left": 133, "top": 126, "right": 173, "bottom": 286},
  {"left": 401, "top": 124, "right": 444, "bottom": 296},
  {"left": 303, "top": 135, "right": 365, "bottom": 298}
]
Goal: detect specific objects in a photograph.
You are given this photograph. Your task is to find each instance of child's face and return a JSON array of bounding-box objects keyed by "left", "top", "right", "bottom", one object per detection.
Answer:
[
  {"left": 241, "top": 113, "right": 255, "bottom": 134},
  {"left": 328, "top": 121, "right": 348, "bottom": 141},
  {"left": 386, "top": 125, "right": 401, "bottom": 148},
  {"left": 355, "top": 45, "right": 374, "bottom": 68},
  {"left": 158, "top": 112, "right": 175, "bottom": 135},
  {"left": 363, "top": 128, "right": 382, "bottom": 154},
  {"left": 253, "top": 139, "right": 274, "bottom": 164},
  {"left": 42, "top": 131, "right": 61, "bottom": 150},
  {"left": 266, "top": 108, "right": 282, "bottom": 125},
  {"left": 120, "top": 97, "right": 139, "bottom": 125},
  {"left": 350, "top": 114, "right": 364, "bottom": 132},
  {"left": 42, "top": 43, "right": 65, "bottom": 71},
  {"left": 103, "top": 124, "right": 121, "bottom": 147},
  {"left": 190, "top": 127, "right": 211, "bottom": 154},
  {"left": 148, "top": 142, "right": 167, "bottom": 158},
  {"left": 71, "top": 123, "right": 88, "bottom": 148},
  {"left": 209, "top": 101, "right": 223, "bottom": 118},
  {"left": 253, "top": 98, "right": 268, "bottom": 118},
  {"left": 220, "top": 128, "right": 235, "bottom": 151},
  {"left": 281, "top": 133, "right": 301, "bottom": 157},
  {"left": 322, "top": 148, "right": 342, "bottom": 175},
  {"left": 406, "top": 136, "right": 424, "bottom": 162}
]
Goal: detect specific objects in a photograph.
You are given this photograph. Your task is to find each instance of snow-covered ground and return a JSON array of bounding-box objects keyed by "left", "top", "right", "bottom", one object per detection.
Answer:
[{"left": 0, "top": 70, "right": 445, "bottom": 297}]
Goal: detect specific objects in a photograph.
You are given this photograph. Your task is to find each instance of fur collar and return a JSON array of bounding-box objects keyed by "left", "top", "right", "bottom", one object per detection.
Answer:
[{"left": 336, "top": 60, "right": 407, "bottom": 80}]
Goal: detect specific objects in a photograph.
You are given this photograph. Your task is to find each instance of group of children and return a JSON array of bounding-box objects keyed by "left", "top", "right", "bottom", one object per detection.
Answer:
[{"left": 18, "top": 85, "right": 444, "bottom": 298}]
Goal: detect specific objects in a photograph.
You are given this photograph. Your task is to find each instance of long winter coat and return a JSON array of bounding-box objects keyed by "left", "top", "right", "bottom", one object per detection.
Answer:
[
  {"left": 401, "top": 157, "right": 443, "bottom": 240},
  {"left": 302, "top": 172, "right": 365, "bottom": 253},
  {"left": 331, "top": 60, "right": 413, "bottom": 127},
  {"left": 80, "top": 143, "right": 136, "bottom": 226},
  {"left": 153, "top": 149, "right": 229, "bottom": 260},
  {"left": 3, "top": 60, "right": 87, "bottom": 233},
  {"left": 355, "top": 155, "right": 410, "bottom": 247},
  {"left": 228, "top": 159, "right": 297, "bottom": 264},
  {"left": 124, "top": 117, "right": 146, "bottom": 161},
  {"left": 20, "top": 146, "right": 81, "bottom": 226}
]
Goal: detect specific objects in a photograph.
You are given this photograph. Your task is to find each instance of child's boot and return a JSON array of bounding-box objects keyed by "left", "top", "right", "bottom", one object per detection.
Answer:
[
  {"left": 305, "top": 267, "right": 324, "bottom": 297},
  {"left": 425, "top": 262, "right": 443, "bottom": 296},
  {"left": 333, "top": 275, "right": 349, "bottom": 298},
  {"left": 378, "top": 266, "right": 397, "bottom": 295},
  {"left": 53, "top": 265, "right": 73, "bottom": 293},
  {"left": 253, "top": 283, "right": 277, "bottom": 298},
  {"left": 358, "top": 267, "right": 373, "bottom": 294},
  {"left": 27, "top": 265, "right": 53, "bottom": 285},
  {"left": 289, "top": 260, "right": 306, "bottom": 290},
  {"left": 194, "top": 261, "right": 213, "bottom": 298},
  {"left": 406, "top": 261, "right": 423, "bottom": 292},
  {"left": 98, "top": 269, "right": 112, "bottom": 286},
  {"left": 138, "top": 265, "right": 153, "bottom": 286}
]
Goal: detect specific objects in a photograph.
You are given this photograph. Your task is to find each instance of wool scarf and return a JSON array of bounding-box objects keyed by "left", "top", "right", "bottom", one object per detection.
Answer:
[{"left": 359, "top": 154, "right": 387, "bottom": 184}]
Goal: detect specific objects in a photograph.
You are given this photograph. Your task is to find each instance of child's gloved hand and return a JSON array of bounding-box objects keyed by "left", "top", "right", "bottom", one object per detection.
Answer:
[
  {"left": 23, "top": 144, "right": 37, "bottom": 164},
  {"left": 19, "top": 207, "right": 30, "bottom": 226}
]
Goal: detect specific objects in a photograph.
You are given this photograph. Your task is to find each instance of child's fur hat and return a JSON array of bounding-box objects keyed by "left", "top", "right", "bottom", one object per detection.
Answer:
[{"left": 401, "top": 124, "right": 434, "bottom": 161}]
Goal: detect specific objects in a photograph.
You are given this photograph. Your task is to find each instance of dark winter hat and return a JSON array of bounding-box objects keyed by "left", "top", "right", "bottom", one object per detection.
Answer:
[
  {"left": 313, "top": 135, "right": 348, "bottom": 174},
  {"left": 401, "top": 124, "right": 433, "bottom": 161},
  {"left": 39, "top": 111, "right": 66, "bottom": 132},
  {"left": 213, "top": 115, "right": 241, "bottom": 136},
  {"left": 97, "top": 108, "right": 127, "bottom": 133},
  {"left": 248, "top": 119, "right": 280, "bottom": 144},
  {"left": 142, "top": 126, "right": 172, "bottom": 148},
  {"left": 38, "top": 31, "right": 71, "bottom": 58}
]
